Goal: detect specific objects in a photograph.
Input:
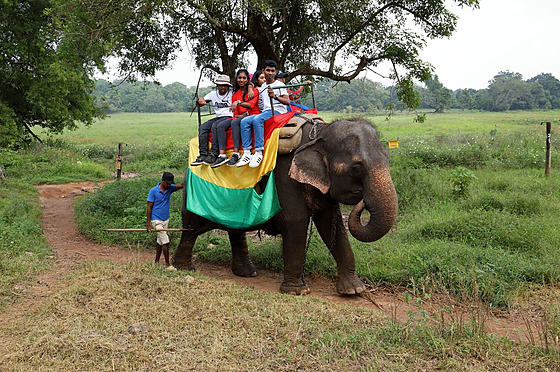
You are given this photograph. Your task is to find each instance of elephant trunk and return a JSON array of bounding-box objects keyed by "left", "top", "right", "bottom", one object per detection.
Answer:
[{"left": 347, "top": 167, "right": 398, "bottom": 242}]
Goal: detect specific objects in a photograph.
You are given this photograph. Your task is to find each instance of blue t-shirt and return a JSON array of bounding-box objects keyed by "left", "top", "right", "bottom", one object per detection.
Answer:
[{"left": 147, "top": 183, "right": 178, "bottom": 221}]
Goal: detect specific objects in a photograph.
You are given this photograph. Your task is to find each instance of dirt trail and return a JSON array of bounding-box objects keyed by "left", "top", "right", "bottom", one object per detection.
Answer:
[{"left": 0, "top": 182, "right": 548, "bottom": 345}]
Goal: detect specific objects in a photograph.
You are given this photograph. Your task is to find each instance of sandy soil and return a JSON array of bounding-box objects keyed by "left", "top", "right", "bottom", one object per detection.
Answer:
[{"left": 0, "top": 182, "right": 549, "bottom": 346}]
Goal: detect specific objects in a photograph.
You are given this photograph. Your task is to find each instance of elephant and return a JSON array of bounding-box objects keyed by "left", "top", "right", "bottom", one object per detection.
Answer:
[{"left": 172, "top": 117, "right": 398, "bottom": 295}]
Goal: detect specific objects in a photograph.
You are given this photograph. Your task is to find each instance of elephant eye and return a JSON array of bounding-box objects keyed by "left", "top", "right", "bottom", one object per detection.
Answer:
[{"left": 349, "top": 163, "right": 365, "bottom": 179}]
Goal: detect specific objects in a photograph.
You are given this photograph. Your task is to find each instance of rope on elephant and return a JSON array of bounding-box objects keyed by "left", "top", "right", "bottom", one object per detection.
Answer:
[{"left": 302, "top": 116, "right": 329, "bottom": 140}]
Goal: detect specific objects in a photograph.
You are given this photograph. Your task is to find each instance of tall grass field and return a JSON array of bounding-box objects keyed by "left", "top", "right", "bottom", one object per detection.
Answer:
[
  {"left": 1, "top": 109, "right": 560, "bottom": 370},
  {"left": 56, "top": 110, "right": 560, "bottom": 307}
]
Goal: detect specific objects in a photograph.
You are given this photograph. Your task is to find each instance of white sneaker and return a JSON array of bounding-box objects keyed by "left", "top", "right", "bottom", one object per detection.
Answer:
[
  {"left": 249, "top": 153, "right": 263, "bottom": 168},
  {"left": 236, "top": 153, "right": 253, "bottom": 167}
]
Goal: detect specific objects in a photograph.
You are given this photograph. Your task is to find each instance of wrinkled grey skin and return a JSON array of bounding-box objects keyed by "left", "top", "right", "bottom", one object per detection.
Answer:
[{"left": 173, "top": 118, "right": 398, "bottom": 295}]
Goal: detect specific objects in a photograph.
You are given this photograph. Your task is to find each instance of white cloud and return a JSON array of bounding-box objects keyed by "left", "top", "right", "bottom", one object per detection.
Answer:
[{"left": 420, "top": 0, "right": 560, "bottom": 90}]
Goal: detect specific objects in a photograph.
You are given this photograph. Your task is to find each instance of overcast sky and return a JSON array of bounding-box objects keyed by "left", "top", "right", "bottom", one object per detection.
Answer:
[{"left": 152, "top": 0, "right": 560, "bottom": 90}]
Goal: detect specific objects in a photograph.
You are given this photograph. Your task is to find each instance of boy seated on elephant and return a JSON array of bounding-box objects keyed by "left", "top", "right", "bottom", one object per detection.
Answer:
[
  {"left": 190, "top": 74, "right": 234, "bottom": 167},
  {"left": 237, "top": 60, "right": 290, "bottom": 168}
]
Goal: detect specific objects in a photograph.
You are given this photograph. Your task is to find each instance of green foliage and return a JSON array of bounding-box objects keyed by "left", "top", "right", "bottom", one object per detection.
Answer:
[
  {"left": 75, "top": 177, "right": 184, "bottom": 247},
  {"left": 449, "top": 166, "right": 477, "bottom": 196},
  {"left": 389, "top": 132, "right": 554, "bottom": 170},
  {"left": 0, "top": 144, "right": 109, "bottom": 184},
  {"left": 119, "top": 143, "right": 188, "bottom": 173},
  {"left": 0, "top": 103, "right": 19, "bottom": 148},
  {"left": 0, "top": 0, "right": 104, "bottom": 147},
  {"left": 92, "top": 80, "right": 197, "bottom": 113},
  {"left": 50, "top": 0, "right": 480, "bottom": 110},
  {"left": 0, "top": 182, "right": 51, "bottom": 309},
  {"left": 488, "top": 71, "right": 551, "bottom": 111},
  {"left": 420, "top": 75, "right": 454, "bottom": 113},
  {"left": 91, "top": 71, "right": 560, "bottom": 116},
  {"left": 312, "top": 78, "right": 390, "bottom": 113},
  {"left": 529, "top": 73, "right": 560, "bottom": 109}
]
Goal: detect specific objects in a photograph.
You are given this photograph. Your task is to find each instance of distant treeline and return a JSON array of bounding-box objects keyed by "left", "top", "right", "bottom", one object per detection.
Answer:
[{"left": 93, "top": 71, "right": 560, "bottom": 114}]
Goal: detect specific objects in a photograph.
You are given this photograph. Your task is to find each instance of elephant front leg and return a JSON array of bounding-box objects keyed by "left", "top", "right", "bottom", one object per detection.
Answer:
[
  {"left": 172, "top": 231, "right": 197, "bottom": 271},
  {"left": 228, "top": 231, "right": 257, "bottom": 277},
  {"left": 313, "top": 208, "right": 365, "bottom": 295},
  {"left": 280, "top": 221, "right": 311, "bottom": 295}
]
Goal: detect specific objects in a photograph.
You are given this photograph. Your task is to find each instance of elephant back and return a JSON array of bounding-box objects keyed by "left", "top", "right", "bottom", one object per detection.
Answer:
[{"left": 278, "top": 114, "right": 328, "bottom": 155}]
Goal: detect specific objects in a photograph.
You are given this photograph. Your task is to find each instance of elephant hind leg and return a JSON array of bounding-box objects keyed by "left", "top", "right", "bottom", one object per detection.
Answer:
[
  {"left": 279, "top": 218, "right": 312, "bottom": 295},
  {"left": 228, "top": 231, "right": 257, "bottom": 277}
]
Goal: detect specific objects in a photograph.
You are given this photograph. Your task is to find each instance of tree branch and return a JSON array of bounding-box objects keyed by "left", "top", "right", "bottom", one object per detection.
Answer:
[
  {"left": 326, "top": 2, "right": 400, "bottom": 73},
  {"left": 22, "top": 122, "right": 43, "bottom": 144}
]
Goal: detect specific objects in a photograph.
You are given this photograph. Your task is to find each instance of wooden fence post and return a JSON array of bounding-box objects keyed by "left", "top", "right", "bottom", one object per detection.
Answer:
[
  {"left": 541, "top": 122, "right": 551, "bottom": 177},
  {"left": 116, "top": 143, "right": 123, "bottom": 180}
]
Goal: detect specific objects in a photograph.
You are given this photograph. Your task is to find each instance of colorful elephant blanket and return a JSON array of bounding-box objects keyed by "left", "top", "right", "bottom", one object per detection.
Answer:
[{"left": 186, "top": 112, "right": 295, "bottom": 229}]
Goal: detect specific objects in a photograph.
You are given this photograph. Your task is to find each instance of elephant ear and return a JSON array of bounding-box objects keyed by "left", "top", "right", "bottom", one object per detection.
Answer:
[{"left": 289, "top": 138, "right": 330, "bottom": 194}]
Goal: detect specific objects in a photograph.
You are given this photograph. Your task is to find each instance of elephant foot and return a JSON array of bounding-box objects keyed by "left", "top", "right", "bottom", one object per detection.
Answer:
[
  {"left": 171, "top": 258, "right": 196, "bottom": 272},
  {"left": 231, "top": 254, "right": 257, "bottom": 277},
  {"left": 280, "top": 282, "right": 311, "bottom": 295},
  {"left": 336, "top": 275, "right": 365, "bottom": 295}
]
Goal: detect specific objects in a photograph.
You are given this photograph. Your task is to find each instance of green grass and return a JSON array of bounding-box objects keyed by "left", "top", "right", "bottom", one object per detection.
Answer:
[
  {"left": 0, "top": 146, "right": 110, "bottom": 185},
  {"left": 5, "top": 110, "right": 560, "bottom": 308},
  {"left": 41, "top": 110, "right": 560, "bottom": 146},
  {"left": 3, "top": 110, "right": 560, "bottom": 367},
  {"left": 1, "top": 261, "right": 558, "bottom": 371},
  {"left": 366, "top": 109, "right": 560, "bottom": 139},
  {"left": 0, "top": 179, "right": 52, "bottom": 310},
  {"left": 40, "top": 112, "right": 199, "bottom": 146}
]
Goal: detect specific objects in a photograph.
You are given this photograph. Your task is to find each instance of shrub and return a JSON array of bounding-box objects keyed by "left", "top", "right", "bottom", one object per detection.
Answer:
[
  {"left": 75, "top": 177, "right": 184, "bottom": 247},
  {"left": 449, "top": 166, "right": 477, "bottom": 196}
]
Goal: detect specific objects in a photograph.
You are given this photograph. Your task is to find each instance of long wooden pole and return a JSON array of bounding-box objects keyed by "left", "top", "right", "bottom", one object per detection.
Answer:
[{"left": 103, "top": 228, "right": 186, "bottom": 232}]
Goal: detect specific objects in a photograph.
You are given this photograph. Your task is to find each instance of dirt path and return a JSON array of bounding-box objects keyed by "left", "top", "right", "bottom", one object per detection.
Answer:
[{"left": 1, "top": 182, "right": 548, "bottom": 346}]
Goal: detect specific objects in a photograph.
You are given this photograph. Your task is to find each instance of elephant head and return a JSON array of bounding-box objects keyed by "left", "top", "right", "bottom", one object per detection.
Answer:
[{"left": 289, "top": 118, "right": 397, "bottom": 242}]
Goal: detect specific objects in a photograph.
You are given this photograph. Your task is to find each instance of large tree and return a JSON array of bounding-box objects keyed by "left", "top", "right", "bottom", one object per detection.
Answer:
[
  {"left": 420, "top": 74, "right": 453, "bottom": 113},
  {"left": 52, "top": 0, "right": 479, "bottom": 108},
  {"left": 488, "top": 71, "right": 550, "bottom": 111},
  {"left": 529, "top": 73, "right": 560, "bottom": 109},
  {"left": 0, "top": 0, "right": 103, "bottom": 147}
]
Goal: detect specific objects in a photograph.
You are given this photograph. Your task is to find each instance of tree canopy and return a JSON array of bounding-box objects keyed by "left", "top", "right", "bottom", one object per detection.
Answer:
[
  {"left": 52, "top": 0, "right": 479, "bottom": 97},
  {"left": 0, "top": 0, "right": 103, "bottom": 147},
  {"left": 420, "top": 75, "right": 453, "bottom": 113},
  {"left": 3, "top": 0, "right": 482, "bottom": 146}
]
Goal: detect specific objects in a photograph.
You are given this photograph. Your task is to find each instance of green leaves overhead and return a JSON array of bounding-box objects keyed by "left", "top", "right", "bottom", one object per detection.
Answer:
[
  {"left": 52, "top": 0, "right": 479, "bottom": 99},
  {"left": 1, "top": 0, "right": 480, "bottom": 147},
  {"left": 0, "top": 0, "right": 103, "bottom": 147}
]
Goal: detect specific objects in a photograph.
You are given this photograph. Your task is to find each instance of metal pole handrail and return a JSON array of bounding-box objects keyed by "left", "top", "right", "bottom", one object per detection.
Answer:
[{"left": 268, "top": 82, "right": 316, "bottom": 114}]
